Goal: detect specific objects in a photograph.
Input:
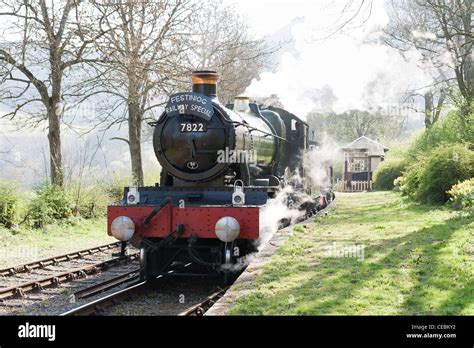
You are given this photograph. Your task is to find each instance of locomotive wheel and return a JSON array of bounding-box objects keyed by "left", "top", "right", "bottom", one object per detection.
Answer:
[
  {"left": 139, "top": 246, "right": 161, "bottom": 282},
  {"left": 139, "top": 247, "right": 149, "bottom": 281},
  {"left": 222, "top": 242, "right": 235, "bottom": 285},
  {"left": 221, "top": 241, "right": 255, "bottom": 285}
]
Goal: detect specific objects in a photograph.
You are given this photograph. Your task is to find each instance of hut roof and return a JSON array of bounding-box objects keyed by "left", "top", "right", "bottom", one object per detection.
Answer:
[{"left": 342, "top": 136, "right": 388, "bottom": 157}]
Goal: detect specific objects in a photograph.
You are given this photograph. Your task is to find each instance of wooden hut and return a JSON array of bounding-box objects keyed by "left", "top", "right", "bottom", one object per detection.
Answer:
[{"left": 339, "top": 136, "right": 388, "bottom": 192}]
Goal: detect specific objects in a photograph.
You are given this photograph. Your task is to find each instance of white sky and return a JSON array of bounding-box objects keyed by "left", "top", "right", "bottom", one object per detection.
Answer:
[
  {"left": 234, "top": 0, "right": 323, "bottom": 36},
  {"left": 234, "top": 0, "right": 388, "bottom": 36},
  {"left": 231, "top": 0, "right": 432, "bottom": 116}
]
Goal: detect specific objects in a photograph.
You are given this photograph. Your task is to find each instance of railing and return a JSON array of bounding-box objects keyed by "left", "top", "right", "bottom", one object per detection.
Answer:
[
  {"left": 351, "top": 180, "right": 369, "bottom": 191},
  {"left": 337, "top": 180, "right": 371, "bottom": 192}
]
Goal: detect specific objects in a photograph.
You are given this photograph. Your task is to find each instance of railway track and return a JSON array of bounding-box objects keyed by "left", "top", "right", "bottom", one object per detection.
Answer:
[
  {"left": 72, "top": 269, "right": 141, "bottom": 300},
  {"left": 60, "top": 260, "right": 226, "bottom": 316},
  {"left": 61, "top": 280, "right": 147, "bottom": 316},
  {"left": 62, "top": 280, "right": 228, "bottom": 316},
  {"left": 52, "top": 211, "right": 328, "bottom": 316},
  {"left": 178, "top": 287, "right": 228, "bottom": 316},
  {"left": 0, "top": 242, "right": 122, "bottom": 277},
  {"left": 0, "top": 253, "right": 138, "bottom": 301}
]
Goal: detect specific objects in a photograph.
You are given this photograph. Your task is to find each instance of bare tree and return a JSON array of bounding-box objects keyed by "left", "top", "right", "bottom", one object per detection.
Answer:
[
  {"left": 0, "top": 0, "right": 107, "bottom": 186},
  {"left": 186, "top": 0, "right": 278, "bottom": 103},
  {"left": 306, "top": 0, "right": 374, "bottom": 41},
  {"left": 383, "top": 0, "right": 473, "bottom": 118},
  {"left": 89, "top": 0, "right": 195, "bottom": 186}
]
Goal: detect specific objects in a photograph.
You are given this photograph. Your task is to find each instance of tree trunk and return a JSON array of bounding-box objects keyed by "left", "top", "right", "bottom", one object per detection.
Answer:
[
  {"left": 45, "top": 41, "right": 64, "bottom": 186},
  {"left": 424, "top": 90, "right": 447, "bottom": 129},
  {"left": 47, "top": 66, "right": 63, "bottom": 186},
  {"left": 424, "top": 91, "right": 434, "bottom": 129},
  {"left": 462, "top": 3, "right": 473, "bottom": 105},
  {"left": 47, "top": 103, "right": 63, "bottom": 186},
  {"left": 128, "top": 101, "right": 144, "bottom": 186}
]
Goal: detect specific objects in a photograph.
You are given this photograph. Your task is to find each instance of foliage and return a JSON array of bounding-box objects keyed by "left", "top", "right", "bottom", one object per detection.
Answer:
[
  {"left": 384, "top": 139, "right": 413, "bottom": 161},
  {"left": 70, "top": 169, "right": 163, "bottom": 215},
  {"left": 68, "top": 183, "right": 110, "bottom": 219},
  {"left": 1, "top": 176, "right": 127, "bottom": 230},
  {"left": 100, "top": 175, "right": 131, "bottom": 204},
  {"left": 393, "top": 176, "right": 406, "bottom": 193},
  {"left": 400, "top": 144, "right": 474, "bottom": 203},
  {"left": 407, "top": 111, "right": 473, "bottom": 159},
  {"left": 373, "top": 159, "right": 408, "bottom": 190},
  {"left": 447, "top": 178, "right": 474, "bottom": 212},
  {"left": 0, "top": 181, "right": 18, "bottom": 228},
  {"left": 27, "top": 184, "right": 73, "bottom": 228},
  {"left": 144, "top": 169, "right": 163, "bottom": 187}
]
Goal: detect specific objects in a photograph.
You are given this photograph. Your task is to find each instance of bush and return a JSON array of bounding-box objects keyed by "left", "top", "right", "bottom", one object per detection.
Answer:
[
  {"left": 27, "top": 184, "right": 73, "bottom": 228},
  {"left": 100, "top": 175, "right": 131, "bottom": 204},
  {"left": 407, "top": 111, "right": 473, "bottom": 159},
  {"left": 373, "top": 159, "right": 408, "bottom": 190},
  {"left": 447, "top": 178, "right": 474, "bottom": 212},
  {"left": 401, "top": 144, "right": 474, "bottom": 203},
  {"left": 393, "top": 176, "right": 406, "bottom": 193},
  {"left": 0, "top": 181, "right": 18, "bottom": 228},
  {"left": 69, "top": 184, "right": 110, "bottom": 219},
  {"left": 144, "top": 169, "right": 163, "bottom": 186}
]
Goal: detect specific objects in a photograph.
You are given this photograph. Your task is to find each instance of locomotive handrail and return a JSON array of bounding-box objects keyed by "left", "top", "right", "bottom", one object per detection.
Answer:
[{"left": 143, "top": 197, "right": 171, "bottom": 228}]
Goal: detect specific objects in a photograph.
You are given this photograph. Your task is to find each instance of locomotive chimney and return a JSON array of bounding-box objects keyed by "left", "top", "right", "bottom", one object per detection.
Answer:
[{"left": 191, "top": 70, "right": 219, "bottom": 99}]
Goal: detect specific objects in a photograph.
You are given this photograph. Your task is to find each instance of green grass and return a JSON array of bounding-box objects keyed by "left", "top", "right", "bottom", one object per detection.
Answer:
[
  {"left": 0, "top": 217, "right": 115, "bottom": 268},
  {"left": 230, "top": 191, "right": 473, "bottom": 315}
]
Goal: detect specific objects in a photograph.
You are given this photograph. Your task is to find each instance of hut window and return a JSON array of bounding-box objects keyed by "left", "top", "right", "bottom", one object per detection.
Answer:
[{"left": 350, "top": 159, "right": 366, "bottom": 172}]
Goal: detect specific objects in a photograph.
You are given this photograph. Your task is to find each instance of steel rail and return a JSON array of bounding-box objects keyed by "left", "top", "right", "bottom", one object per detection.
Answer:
[
  {"left": 178, "top": 288, "right": 228, "bottom": 316},
  {"left": 0, "top": 253, "right": 138, "bottom": 300},
  {"left": 0, "top": 242, "right": 122, "bottom": 277},
  {"left": 60, "top": 280, "right": 147, "bottom": 316},
  {"left": 72, "top": 269, "right": 141, "bottom": 300}
]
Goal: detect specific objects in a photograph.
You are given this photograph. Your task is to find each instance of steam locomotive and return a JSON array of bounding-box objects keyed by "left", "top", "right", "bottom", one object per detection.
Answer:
[{"left": 107, "top": 71, "right": 332, "bottom": 281}]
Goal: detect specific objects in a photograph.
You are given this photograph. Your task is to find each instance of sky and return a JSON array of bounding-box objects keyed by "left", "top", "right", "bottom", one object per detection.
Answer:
[
  {"left": 234, "top": 0, "right": 321, "bottom": 37},
  {"left": 232, "top": 0, "right": 432, "bottom": 116}
]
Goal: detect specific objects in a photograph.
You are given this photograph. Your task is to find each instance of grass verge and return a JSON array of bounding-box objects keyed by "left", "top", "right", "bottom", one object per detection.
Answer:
[{"left": 229, "top": 191, "right": 473, "bottom": 315}]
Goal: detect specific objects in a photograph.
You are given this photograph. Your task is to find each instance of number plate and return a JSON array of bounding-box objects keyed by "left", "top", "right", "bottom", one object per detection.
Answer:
[{"left": 180, "top": 122, "right": 207, "bottom": 132}]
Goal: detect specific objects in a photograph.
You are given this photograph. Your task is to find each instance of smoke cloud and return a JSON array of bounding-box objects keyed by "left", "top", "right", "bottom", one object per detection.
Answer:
[
  {"left": 303, "top": 139, "right": 341, "bottom": 189},
  {"left": 241, "top": 1, "right": 434, "bottom": 118},
  {"left": 221, "top": 185, "right": 310, "bottom": 273}
]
